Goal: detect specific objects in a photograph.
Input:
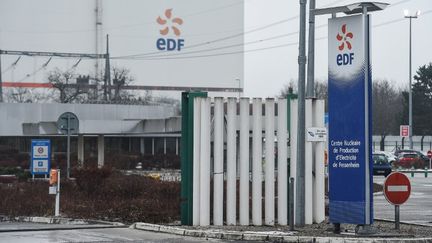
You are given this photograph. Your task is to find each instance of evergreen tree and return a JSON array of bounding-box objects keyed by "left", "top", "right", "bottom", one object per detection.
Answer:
[{"left": 403, "top": 63, "right": 432, "bottom": 135}]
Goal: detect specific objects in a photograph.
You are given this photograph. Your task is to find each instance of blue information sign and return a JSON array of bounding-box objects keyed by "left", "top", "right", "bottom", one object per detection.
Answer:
[
  {"left": 328, "top": 14, "right": 373, "bottom": 225},
  {"left": 31, "top": 139, "right": 51, "bottom": 175}
]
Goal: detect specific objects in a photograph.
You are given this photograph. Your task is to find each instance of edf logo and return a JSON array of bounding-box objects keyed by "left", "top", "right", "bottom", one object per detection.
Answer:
[
  {"left": 156, "top": 9, "right": 185, "bottom": 51},
  {"left": 336, "top": 24, "right": 354, "bottom": 66}
]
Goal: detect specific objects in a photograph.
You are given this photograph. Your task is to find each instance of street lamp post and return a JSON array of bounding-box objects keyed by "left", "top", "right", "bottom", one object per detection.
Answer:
[{"left": 404, "top": 9, "right": 420, "bottom": 150}]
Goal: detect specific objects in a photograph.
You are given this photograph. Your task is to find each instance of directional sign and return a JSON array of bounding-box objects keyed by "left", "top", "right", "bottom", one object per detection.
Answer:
[
  {"left": 31, "top": 139, "right": 51, "bottom": 175},
  {"left": 400, "top": 125, "right": 409, "bottom": 138},
  {"left": 57, "top": 112, "right": 79, "bottom": 135},
  {"left": 307, "top": 127, "right": 327, "bottom": 142},
  {"left": 384, "top": 172, "right": 411, "bottom": 205}
]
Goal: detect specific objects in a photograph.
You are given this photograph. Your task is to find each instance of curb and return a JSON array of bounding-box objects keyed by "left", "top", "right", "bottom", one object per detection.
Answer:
[
  {"left": 0, "top": 225, "right": 127, "bottom": 233},
  {"left": 7, "top": 216, "right": 125, "bottom": 226},
  {"left": 375, "top": 218, "right": 432, "bottom": 228},
  {"left": 0, "top": 216, "right": 126, "bottom": 233},
  {"left": 131, "top": 222, "right": 432, "bottom": 242}
]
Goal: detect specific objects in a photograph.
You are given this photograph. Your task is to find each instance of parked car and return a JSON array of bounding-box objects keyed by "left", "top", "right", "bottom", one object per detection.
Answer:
[
  {"left": 396, "top": 153, "right": 425, "bottom": 168},
  {"left": 394, "top": 149, "right": 425, "bottom": 158},
  {"left": 372, "top": 153, "right": 392, "bottom": 177},
  {"left": 374, "top": 151, "right": 397, "bottom": 164}
]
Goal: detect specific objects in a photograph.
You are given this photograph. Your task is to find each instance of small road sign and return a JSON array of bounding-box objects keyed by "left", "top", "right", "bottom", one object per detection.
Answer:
[
  {"left": 31, "top": 139, "right": 51, "bottom": 175},
  {"left": 384, "top": 172, "right": 411, "bottom": 205},
  {"left": 57, "top": 112, "right": 79, "bottom": 135},
  {"left": 400, "top": 125, "right": 409, "bottom": 138},
  {"left": 57, "top": 112, "right": 79, "bottom": 179},
  {"left": 384, "top": 172, "right": 411, "bottom": 230},
  {"left": 306, "top": 127, "right": 327, "bottom": 142}
]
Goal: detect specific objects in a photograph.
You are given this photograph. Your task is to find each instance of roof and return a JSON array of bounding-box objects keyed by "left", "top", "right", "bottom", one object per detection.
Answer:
[{"left": 0, "top": 103, "right": 180, "bottom": 136}]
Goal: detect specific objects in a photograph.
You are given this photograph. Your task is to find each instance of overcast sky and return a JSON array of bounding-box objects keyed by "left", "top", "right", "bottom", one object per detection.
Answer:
[{"left": 0, "top": 0, "right": 431, "bottom": 99}]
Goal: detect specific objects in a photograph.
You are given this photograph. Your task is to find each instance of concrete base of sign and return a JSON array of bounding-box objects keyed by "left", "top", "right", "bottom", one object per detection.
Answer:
[{"left": 355, "top": 224, "right": 378, "bottom": 235}]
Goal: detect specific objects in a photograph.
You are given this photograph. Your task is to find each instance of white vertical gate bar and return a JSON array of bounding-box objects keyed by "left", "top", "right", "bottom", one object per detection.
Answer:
[
  {"left": 226, "top": 98, "right": 237, "bottom": 225},
  {"left": 199, "top": 98, "right": 211, "bottom": 226},
  {"left": 239, "top": 98, "right": 250, "bottom": 225},
  {"left": 277, "top": 99, "right": 288, "bottom": 225},
  {"left": 192, "top": 97, "right": 202, "bottom": 226},
  {"left": 289, "top": 99, "right": 298, "bottom": 224},
  {"left": 304, "top": 99, "right": 313, "bottom": 224},
  {"left": 252, "top": 98, "right": 263, "bottom": 226},
  {"left": 313, "top": 100, "right": 326, "bottom": 223},
  {"left": 265, "top": 98, "right": 275, "bottom": 225},
  {"left": 213, "top": 97, "right": 224, "bottom": 226}
]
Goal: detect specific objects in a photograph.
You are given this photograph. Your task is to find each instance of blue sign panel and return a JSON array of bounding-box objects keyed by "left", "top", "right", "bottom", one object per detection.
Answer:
[
  {"left": 31, "top": 139, "right": 51, "bottom": 175},
  {"left": 328, "top": 15, "right": 373, "bottom": 225}
]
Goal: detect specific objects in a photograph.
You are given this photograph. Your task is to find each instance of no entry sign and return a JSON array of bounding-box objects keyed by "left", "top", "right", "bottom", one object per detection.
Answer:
[{"left": 384, "top": 172, "right": 411, "bottom": 205}]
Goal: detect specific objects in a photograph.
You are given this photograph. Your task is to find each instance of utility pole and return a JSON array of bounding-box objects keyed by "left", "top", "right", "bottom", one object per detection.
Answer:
[
  {"left": 95, "top": 0, "right": 103, "bottom": 99},
  {"left": 306, "top": 0, "right": 316, "bottom": 98},
  {"left": 296, "top": 0, "right": 307, "bottom": 227},
  {"left": 104, "top": 34, "right": 111, "bottom": 101},
  {"left": 404, "top": 10, "right": 420, "bottom": 149}
]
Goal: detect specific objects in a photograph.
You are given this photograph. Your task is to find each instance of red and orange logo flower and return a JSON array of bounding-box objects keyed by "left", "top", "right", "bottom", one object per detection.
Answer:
[
  {"left": 156, "top": 9, "right": 183, "bottom": 37},
  {"left": 336, "top": 24, "right": 353, "bottom": 51}
]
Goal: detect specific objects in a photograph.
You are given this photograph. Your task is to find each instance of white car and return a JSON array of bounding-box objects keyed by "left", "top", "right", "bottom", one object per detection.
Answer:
[{"left": 374, "top": 151, "right": 397, "bottom": 164}]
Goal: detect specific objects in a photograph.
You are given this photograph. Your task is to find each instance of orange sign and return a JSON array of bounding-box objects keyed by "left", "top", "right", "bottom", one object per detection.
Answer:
[{"left": 49, "top": 169, "right": 58, "bottom": 185}]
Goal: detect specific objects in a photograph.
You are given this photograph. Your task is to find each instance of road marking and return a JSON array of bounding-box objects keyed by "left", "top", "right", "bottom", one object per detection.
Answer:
[{"left": 387, "top": 185, "right": 408, "bottom": 192}]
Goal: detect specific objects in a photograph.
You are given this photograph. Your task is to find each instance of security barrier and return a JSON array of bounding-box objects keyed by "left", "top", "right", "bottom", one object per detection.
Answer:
[{"left": 181, "top": 92, "right": 325, "bottom": 226}]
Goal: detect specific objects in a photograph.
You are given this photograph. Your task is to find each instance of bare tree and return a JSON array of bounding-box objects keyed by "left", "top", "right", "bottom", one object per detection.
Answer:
[
  {"left": 279, "top": 79, "right": 298, "bottom": 97},
  {"left": 48, "top": 68, "right": 87, "bottom": 103},
  {"left": 372, "top": 79, "right": 404, "bottom": 149},
  {"left": 4, "top": 87, "right": 32, "bottom": 103},
  {"left": 112, "top": 66, "right": 134, "bottom": 100},
  {"left": 4, "top": 87, "right": 50, "bottom": 103},
  {"left": 279, "top": 80, "right": 328, "bottom": 111}
]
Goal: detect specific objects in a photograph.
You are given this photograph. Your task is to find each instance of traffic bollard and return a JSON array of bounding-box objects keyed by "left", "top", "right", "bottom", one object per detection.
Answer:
[{"left": 411, "top": 166, "right": 414, "bottom": 178}]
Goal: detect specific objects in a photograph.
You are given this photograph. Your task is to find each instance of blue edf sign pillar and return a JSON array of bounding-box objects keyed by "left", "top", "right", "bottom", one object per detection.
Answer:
[{"left": 328, "top": 13, "right": 373, "bottom": 225}]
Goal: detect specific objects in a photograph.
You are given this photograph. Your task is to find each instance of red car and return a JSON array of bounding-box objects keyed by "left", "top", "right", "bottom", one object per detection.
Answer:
[{"left": 396, "top": 153, "right": 425, "bottom": 168}]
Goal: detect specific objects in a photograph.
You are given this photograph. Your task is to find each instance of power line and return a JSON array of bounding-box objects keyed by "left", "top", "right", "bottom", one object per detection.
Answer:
[
  {"left": 1, "top": 2, "right": 244, "bottom": 35},
  {"left": 112, "top": 0, "right": 414, "bottom": 59},
  {"left": 16, "top": 57, "right": 53, "bottom": 82},
  {"left": 113, "top": 24, "right": 328, "bottom": 60},
  {"left": 1, "top": 56, "right": 21, "bottom": 74},
  {"left": 113, "top": 9, "right": 432, "bottom": 61}
]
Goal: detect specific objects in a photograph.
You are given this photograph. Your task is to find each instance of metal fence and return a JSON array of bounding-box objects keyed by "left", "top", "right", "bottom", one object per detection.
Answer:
[{"left": 372, "top": 135, "right": 432, "bottom": 152}]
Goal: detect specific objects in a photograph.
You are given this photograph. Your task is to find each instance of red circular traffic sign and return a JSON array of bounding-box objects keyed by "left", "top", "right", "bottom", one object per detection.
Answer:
[
  {"left": 37, "top": 147, "right": 44, "bottom": 154},
  {"left": 427, "top": 150, "right": 432, "bottom": 159},
  {"left": 384, "top": 172, "right": 411, "bottom": 205}
]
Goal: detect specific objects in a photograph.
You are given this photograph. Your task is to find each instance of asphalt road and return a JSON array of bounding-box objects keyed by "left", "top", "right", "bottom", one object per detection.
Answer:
[
  {"left": 0, "top": 225, "right": 226, "bottom": 243},
  {"left": 373, "top": 174, "right": 432, "bottom": 225}
]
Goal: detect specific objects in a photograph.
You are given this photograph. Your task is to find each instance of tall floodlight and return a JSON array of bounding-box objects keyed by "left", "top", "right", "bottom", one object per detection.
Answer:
[{"left": 404, "top": 9, "right": 420, "bottom": 150}]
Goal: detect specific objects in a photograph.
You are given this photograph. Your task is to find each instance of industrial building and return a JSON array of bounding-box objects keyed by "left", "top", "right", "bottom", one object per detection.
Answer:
[{"left": 0, "top": 102, "right": 181, "bottom": 168}]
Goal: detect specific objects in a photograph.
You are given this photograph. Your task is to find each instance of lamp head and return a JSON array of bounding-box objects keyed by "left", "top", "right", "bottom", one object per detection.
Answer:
[{"left": 404, "top": 9, "right": 421, "bottom": 18}]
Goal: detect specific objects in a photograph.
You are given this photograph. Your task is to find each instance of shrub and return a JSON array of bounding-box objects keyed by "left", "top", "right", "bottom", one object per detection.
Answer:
[{"left": 0, "top": 167, "right": 180, "bottom": 223}]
